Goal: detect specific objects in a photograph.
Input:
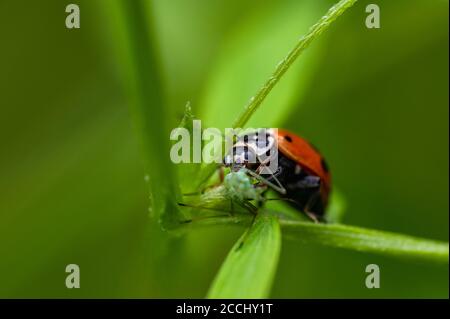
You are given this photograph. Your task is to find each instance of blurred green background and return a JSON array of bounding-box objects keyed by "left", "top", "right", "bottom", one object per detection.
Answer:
[{"left": 0, "top": 0, "right": 448, "bottom": 298}]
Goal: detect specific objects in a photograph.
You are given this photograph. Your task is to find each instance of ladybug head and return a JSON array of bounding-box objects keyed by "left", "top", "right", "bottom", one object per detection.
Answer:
[
  {"left": 223, "top": 144, "right": 257, "bottom": 171},
  {"left": 223, "top": 129, "right": 277, "bottom": 172}
]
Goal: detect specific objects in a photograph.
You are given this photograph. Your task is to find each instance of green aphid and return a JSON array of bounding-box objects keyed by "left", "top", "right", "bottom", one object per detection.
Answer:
[{"left": 224, "top": 169, "right": 265, "bottom": 202}]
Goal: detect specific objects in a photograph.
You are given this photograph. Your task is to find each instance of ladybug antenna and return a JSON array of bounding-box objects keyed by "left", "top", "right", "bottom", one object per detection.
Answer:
[
  {"left": 242, "top": 167, "right": 286, "bottom": 195},
  {"left": 257, "top": 164, "right": 287, "bottom": 195},
  {"left": 253, "top": 152, "right": 287, "bottom": 195}
]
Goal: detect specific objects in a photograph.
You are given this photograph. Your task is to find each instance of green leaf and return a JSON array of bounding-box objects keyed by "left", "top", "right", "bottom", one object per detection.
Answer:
[
  {"left": 207, "top": 213, "right": 281, "bottom": 298},
  {"left": 281, "top": 220, "right": 449, "bottom": 264}
]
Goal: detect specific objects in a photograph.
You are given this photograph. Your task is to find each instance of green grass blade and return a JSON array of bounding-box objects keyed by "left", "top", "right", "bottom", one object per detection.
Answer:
[
  {"left": 116, "top": 0, "right": 183, "bottom": 228},
  {"left": 281, "top": 220, "right": 449, "bottom": 264},
  {"left": 199, "top": 1, "right": 325, "bottom": 130},
  {"left": 207, "top": 214, "right": 281, "bottom": 298},
  {"left": 232, "top": 0, "right": 358, "bottom": 129},
  {"left": 181, "top": 210, "right": 448, "bottom": 265}
]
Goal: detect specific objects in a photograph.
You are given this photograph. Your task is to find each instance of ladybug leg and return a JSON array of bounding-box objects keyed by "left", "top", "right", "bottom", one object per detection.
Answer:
[
  {"left": 243, "top": 167, "right": 286, "bottom": 195},
  {"left": 303, "top": 209, "right": 320, "bottom": 223},
  {"left": 303, "top": 191, "right": 322, "bottom": 223}
]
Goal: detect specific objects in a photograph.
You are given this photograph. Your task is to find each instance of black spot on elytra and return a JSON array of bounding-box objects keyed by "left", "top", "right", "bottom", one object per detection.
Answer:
[
  {"left": 284, "top": 135, "right": 292, "bottom": 142},
  {"left": 320, "top": 158, "right": 329, "bottom": 173}
]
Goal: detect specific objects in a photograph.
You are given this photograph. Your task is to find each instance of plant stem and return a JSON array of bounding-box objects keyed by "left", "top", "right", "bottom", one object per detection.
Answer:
[
  {"left": 232, "top": 0, "right": 358, "bottom": 129},
  {"left": 118, "top": 0, "right": 182, "bottom": 228},
  {"left": 179, "top": 214, "right": 449, "bottom": 265},
  {"left": 281, "top": 220, "right": 449, "bottom": 264}
]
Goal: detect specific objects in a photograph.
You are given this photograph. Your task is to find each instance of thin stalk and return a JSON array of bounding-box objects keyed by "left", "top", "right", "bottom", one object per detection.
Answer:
[
  {"left": 232, "top": 0, "right": 358, "bottom": 129},
  {"left": 118, "top": 0, "right": 183, "bottom": 228},
  {"left": 281, "top": 220, "right": 449, "bottom": 264},
  {"left": 178, "top": 213, "right": 449, "bottom": 265}
]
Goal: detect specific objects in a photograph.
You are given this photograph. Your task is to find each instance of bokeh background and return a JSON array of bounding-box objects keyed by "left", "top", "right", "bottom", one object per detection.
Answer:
[{"left": 0, "top": 0, "right": 448, "bottom": 298}]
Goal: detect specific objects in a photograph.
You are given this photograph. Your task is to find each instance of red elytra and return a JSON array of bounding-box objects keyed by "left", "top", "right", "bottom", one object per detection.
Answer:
[
  {"left": 274, "top": 129, "right": 331, "bottom": 220},
  {"left": 222, "top": 128, "right": 331, "bottom": 221}
]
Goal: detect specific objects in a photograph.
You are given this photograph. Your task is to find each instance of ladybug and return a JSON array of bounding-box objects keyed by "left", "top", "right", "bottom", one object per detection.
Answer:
[{"left": 223, "top": 128, "right": 331, "bottom": 222}]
